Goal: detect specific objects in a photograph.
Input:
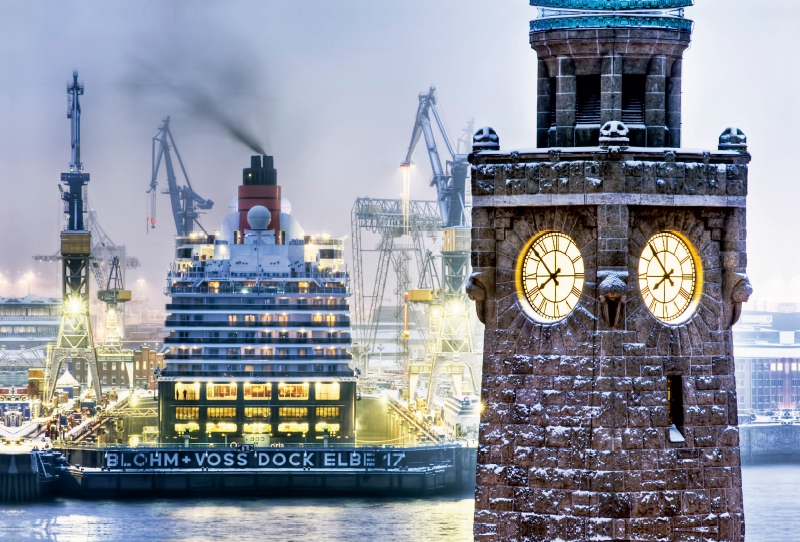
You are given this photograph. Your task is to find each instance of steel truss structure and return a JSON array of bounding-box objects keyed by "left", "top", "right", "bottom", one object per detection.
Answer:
[{"left": 351, "top": 198, "right": 442, "bottom": 375}]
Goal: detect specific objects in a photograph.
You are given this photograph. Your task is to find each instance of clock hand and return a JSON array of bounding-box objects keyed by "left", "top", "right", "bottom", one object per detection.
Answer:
[
  {"left": 533, "top": 248, "right": 554, "bottom": 275},
  {"left": 539, "top": 269, "right": 562, "bottom": 290},
  {"left": 653, "top": 270, "right": 676, "bottom": 291},
  {"left": 649, "top": 243, "right": 668, "bottom": 275}
]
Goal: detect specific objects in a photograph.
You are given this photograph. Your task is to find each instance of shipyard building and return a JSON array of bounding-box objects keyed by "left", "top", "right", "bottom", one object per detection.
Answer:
[{"left": 158, "top": 156, "right": 356, "bottom": 445}]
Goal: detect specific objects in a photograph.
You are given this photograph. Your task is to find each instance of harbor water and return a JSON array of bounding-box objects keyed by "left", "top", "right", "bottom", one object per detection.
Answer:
[{"left": 0, "top": 465, "right": 795, "bottom": 541}]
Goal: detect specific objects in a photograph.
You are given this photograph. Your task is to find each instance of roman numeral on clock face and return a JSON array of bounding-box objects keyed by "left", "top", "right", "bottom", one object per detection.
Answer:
[
  {"left": 518, "top": 231, "right": 585, "bottom": 323},
  {"left": 639, "top": 232, "right": 700, "bottom": 323}
]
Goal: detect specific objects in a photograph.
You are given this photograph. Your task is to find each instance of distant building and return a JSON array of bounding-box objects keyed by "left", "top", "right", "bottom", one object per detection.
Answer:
[
  {"left": 734, "top": 310, "right": 800, "bottom": 411},
  {"left": 0, "top": 295, "right": 60, "bottom": 387},
  {"left": 0, "top": 295, "right": 60, "bottom": 350},
  {"left": 133, "top": 345, "right": 165, "bottom": 389}
]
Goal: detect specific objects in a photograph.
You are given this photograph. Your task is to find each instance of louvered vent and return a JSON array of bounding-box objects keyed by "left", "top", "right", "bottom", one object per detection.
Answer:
[
  {"left": 622, "top": 75, "right": 646, "bottom": 124},
  {"left": 576, "top": 75, "right": 601, "bottom": 124}
]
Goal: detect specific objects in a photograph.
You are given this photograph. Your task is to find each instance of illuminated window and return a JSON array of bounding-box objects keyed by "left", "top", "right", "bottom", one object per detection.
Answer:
[
  {"left": 315, "top": 422, "right": 340, "bottom": 433},
  {"left": 260, "top": 314, "right": 272, "bottom": 323},
  {"left": 278, "top": 383, "right": 309, "bottom": 400},
  {"left": 207, "top": 383, "right": 237, "bottom": 399},
  {"left": 175, "top": 383, "right": 200, "bottom": 401},
  {"left": 279, "top": 407, "right": 308, "bottom": 418},
  {"left": 325, "top": 315, "right": 336, "bottom": 326},
  {"left": 277, "top": 422, "right": 308, "bottom": 433},
  {"left": 244, "top": 407, "right": 270, "bottom": 418},
  {"left": 278, "top": 315, "right": 289, "bottom": 325},
  {"left": 312, "top": 314, "right": 323, "bottom": 324},
  {"left": 207, "top": 407, "right": 237, "bottom": 419},
  {"left": 316, "top": 382, "right": 340, "bottom": 400},
  {"left": 244, "top": 383, "right": 271, "bottom": 400},
  {"left": 206, "top": 422, "right": 237, "bottom": 433},
  {"left": 245, "top": 315, "right": 255, "bottom": 322},
  {"left": 243, "top": 423, "right": 271, "bottom": 433},
  {"left": 229, "top": 315, "right": 238, "bottom": 323},
  {"left": 175, "top": 422, "right": 200, "bottom": 433},
  {"left": 175, "top": 407, "right": 199, "bottom": 420},
  {"left": 316, "top": 407, "right": 340, "bottom": 418}
]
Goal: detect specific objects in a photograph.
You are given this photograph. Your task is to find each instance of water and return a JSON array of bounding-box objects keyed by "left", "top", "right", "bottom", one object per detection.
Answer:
[{"left": 0, "top": 465, "right": 794, "bottom": 542}]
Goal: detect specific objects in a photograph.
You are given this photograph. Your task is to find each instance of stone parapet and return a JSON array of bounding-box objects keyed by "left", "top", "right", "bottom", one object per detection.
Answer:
[{"left": 470, "top": 148, "right": 750, "bottom": 205}]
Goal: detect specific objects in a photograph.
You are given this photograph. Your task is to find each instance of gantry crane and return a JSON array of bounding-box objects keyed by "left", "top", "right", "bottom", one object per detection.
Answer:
[
  {"left": 147, "top": 117, "right": 213, "bottom": 235},
  {"left": 350, "top": 198, "right": 443, "bottom": 376},
  {"left": 401, "top": 87, "right": 481, "bottom": 410},
  {"left": 93, "top": 256, "right": 132, "bottom": 352}
]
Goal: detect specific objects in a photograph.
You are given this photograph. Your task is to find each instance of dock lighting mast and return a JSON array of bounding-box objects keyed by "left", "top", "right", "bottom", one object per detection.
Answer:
[
  {"left": 45, "top": 70, "right": 103, "bottom": 405},
  {"left": 147, "top": 117, "right": 214, "bottom": 236}
]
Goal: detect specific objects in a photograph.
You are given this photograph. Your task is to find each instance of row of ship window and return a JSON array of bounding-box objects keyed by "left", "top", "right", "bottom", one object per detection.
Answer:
[
  {"left": 174, "top": 315, "right": 343, "bottom": 324},
  {"left": 173, "top": 331, "right": 348, "bottom": 339},
  {"left": 171, "top": 297, "right": 346, "bottom": 306},
  {"left": 170, "top": 347, "right": 347, "bottom": 355},
  {"left": 172, "top": 364, "right": 343, "bottom": 372},
  {"left": 174, "top": 382, "right": 340, "bottom": 401},
  {"left": 175, "top": 406, "right": 339, "bottom": 419},
  {"left": 175, "top": 422, "right": 339, "bottom": 434}
]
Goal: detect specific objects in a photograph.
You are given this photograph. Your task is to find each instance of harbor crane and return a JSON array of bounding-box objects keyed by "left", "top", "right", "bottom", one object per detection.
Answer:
[
  {"left": 44, "top": 70, "right": 103, "bottom": 405},
  {"left": 401, "top": 86, "right": 470, "bottom": 229},
  {"left": 147, "top": 117, "right": 214, "bottom": 235},
  {"left": 401, "top": 87, "right": 481, "bottom": 410}
]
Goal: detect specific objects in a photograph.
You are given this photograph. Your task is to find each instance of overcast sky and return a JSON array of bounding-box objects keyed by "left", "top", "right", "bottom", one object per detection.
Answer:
[{"left": 0, "top": 0, "right": 795, "bottom": 306}]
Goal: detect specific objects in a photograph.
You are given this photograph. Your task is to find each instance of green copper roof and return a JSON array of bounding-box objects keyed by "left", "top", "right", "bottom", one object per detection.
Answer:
[
  {"left": 531, "top": 14, "right": 693, "bottom": 32},
  {"left": 530, "top": 0, "right": 693, "bottom": 9}
]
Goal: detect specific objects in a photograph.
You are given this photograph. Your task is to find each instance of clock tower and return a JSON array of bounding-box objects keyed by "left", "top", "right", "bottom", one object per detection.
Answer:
[{"left": 469, "top": 2, "right": 751, "bottom": 541}]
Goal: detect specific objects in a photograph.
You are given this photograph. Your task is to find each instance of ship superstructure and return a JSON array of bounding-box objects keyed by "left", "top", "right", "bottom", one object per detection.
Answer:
[{"left": 158, "top": 156, "right": 356, "bottom": 446}]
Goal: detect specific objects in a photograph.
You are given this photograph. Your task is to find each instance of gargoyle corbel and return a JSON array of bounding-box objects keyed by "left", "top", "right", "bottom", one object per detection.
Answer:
[
  {"left": 723, "top": 271, "right": 753, "bottom": 328},
  {"left": 466, "top": 270, "right": 494, "bottom": 325},
  {"left": 598, "top": 270, "right": 628, "bottom": 328}
]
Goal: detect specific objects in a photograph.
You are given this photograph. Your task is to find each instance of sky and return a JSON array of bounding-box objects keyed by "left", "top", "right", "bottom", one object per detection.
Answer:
[{"left": 0, "top": 0, "right": 795, "bottom": 307}]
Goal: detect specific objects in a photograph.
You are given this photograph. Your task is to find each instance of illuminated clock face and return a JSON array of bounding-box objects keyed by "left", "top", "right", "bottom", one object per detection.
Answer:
[
  {"left": 517, "top": 231, "right": 585, "bottom": 323},
  {"left": 638, "top": 231, "right": 702, "bottom": 324}
]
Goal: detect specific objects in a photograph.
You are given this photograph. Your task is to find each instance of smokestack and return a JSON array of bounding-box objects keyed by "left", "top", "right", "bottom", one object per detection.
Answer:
[{"left": 238, "top": 155, "right": 281, "bottom": 242}]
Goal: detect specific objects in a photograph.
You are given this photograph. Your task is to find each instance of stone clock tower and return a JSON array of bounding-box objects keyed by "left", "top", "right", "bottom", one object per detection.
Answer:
[{"left": 468, "top": 2, "right": 752, "bottom": 541}]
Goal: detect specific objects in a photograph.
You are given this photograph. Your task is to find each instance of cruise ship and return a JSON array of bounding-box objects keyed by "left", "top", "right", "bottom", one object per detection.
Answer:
[{"left": 158, "top": 155, "right": 356, "bottom": 446}]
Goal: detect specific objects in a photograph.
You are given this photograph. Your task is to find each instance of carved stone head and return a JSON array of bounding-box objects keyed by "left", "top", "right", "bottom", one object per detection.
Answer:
[
  {"left": 472, "top": 127, "right": 500, "bottom": 152},
  {"left": 599, "top": 121, "right": 630, "bottom": 149}
]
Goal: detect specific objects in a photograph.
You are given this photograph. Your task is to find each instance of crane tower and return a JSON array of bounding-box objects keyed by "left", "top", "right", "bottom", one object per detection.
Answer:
[
  {"left": 147, "top": 117, "right": 214, "bottom": 235},
  {"left": 44, "top": 71, "right": 103, "bottom": 405}
]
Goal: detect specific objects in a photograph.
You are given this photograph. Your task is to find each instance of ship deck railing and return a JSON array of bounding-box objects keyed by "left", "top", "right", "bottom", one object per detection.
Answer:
[
  {"left": 163, "top": 354, "right": 352, "bottom": 362},
  {"left": 53, "top": 440, "right": 472, "bottom": 451},
  {"left": 166, "top": 286, "right": 349, "bottom": 296},
  {"left": 165, "top": 304, "right": 350, "bottom": 311},
  {"left": 163, "top": 337, "right": 352, "bottom": 345}
]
